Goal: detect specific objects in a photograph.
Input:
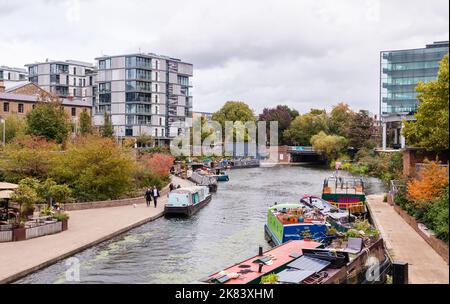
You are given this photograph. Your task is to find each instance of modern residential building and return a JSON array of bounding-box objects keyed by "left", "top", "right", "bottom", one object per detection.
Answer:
[
  {"left": 0, "top": 66, "right": 28, "bottom": 82},
  {"left": 93, "top": 53, "right": 193, "bottom": 143},
  {"left": 380, "top": 41, "right": 449, "bottom": 149},
  {"left": 25, "top": 59, "right": 97, "bottom": 105},
  {"left": 0, "top": 81, "right": 92, "bottom": 131},
  {"left": 192, "top": 111, "right": 213, "bottom": 121}
]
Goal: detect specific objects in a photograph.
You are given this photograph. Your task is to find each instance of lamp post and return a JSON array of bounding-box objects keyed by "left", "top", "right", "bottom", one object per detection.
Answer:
[{"left": 0, "top": 118, "right": 5, "bottom": 146}]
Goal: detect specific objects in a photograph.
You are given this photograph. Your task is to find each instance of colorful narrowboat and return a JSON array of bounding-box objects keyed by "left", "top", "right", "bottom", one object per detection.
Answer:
[
  {"left": 264, "top": 203, "right": 328, "bottom": 246},
  {"left": 213, "top": 169, "right": 229, "bottom": 182},
  {"left": 164, "top": 186, "right": 212, "bottom": 217},
  {"left": 300, "top": 195, "right": 356, "bottom": 232},
  {"left": 322, "top": 176, "right": 367, "bottom": 214}
]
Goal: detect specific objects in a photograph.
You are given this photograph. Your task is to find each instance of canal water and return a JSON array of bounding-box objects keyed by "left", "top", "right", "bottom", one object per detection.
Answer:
[{"left": 16, "top": 165, "right": 386, "bottom": 284}]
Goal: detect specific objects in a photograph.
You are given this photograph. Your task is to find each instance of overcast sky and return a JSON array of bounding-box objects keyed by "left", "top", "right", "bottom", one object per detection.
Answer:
[{"left": 1, "top": 0, "right": 448, "bottom": 115}]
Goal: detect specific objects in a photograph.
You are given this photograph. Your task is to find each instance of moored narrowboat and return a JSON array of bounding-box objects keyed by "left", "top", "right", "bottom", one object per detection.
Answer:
[
  {"left": 264, "top": 203, "right": 329, "bottom": 246},
  {"left": 300, "top": 195, "right": 356, "bottom": 232},
  {"left": 164, "top": 186, "right": 212, "bottom": 217},
  {"left": 322, "top": 176, "right": 367, "bottom": 215}
]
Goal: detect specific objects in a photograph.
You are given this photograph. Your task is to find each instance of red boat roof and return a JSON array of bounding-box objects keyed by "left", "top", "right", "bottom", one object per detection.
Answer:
[{"left": 206, "top": 240, "right": 321, "bottom": 284}]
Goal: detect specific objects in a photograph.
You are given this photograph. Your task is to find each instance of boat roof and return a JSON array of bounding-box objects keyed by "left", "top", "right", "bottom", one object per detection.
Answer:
[
  {"left": 171, "top": 186, "right": 206, "bottom": 194},
  {"left": 268, "top": 203, "right": 304, "bottom": 211},
  {"left": 205, "top": 240, "right": 321, "bottom": 284}
]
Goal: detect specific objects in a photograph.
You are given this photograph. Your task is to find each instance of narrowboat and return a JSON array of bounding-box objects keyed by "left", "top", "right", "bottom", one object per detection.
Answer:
[
  {"left": 300, "top": 195, "right": 356, "bottom": 232},
  {"left": 164, "top": 186, "right": 212, "bottom": 217},
  {"left": 322, "top": 176, "right": 367, "bottom": 214},
  {"left": 202, "top": 237, "right": 391, "bottom": 284},
  {"left": 212, "top": 168, "right": 229, "bottom": 182},
  {"left": 264, "top": 203, "right": 329, "bottom": 246}
]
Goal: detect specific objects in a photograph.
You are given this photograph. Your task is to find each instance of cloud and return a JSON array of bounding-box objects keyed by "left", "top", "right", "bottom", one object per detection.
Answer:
[{"left": 0, "top": 0, "right": 448, "bottom": 115}]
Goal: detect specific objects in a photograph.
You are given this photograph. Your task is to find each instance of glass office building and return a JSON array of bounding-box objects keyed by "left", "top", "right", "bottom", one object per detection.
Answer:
[{"left": 380, "top": 41, "right": 449, "bottom": 149}]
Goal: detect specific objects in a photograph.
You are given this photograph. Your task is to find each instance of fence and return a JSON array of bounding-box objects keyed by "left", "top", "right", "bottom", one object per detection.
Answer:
[{"left": 0, "top": 230, "right": 13, "bottom": 242}]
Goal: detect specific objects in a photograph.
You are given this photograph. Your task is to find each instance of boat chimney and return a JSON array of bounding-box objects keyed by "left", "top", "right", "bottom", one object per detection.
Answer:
[
  {"left": 258, "top": 246, "right": 263, "bottom": 256},
  {"left": 258, "top": 264, "right": 263, "bottom": 273}
]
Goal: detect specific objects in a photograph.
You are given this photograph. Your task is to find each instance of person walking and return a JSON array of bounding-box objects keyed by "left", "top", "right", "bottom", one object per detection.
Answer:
[
  {"left": 152, "top": 186, "right": 160, "bottom": 208},
  {"left": 169, "top": 183, "right": 174, "bottom": 192},
  {"left": 145, "top": 188, "right": 152, "bottom": 207}
]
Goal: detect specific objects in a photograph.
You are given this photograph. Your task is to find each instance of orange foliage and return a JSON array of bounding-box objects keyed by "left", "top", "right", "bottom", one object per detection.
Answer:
[
  {"left": 407, "top": 159, "right": 449, "bottom": 208},
  {"left": 141, "top": 153, "right": 175, "bottom": 176}
]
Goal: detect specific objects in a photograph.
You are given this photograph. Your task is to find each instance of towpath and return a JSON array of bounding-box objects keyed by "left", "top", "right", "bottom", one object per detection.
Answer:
[
  {"left": 0, "top": 176, "right": 193, "bottom": 283},
  {"left": 366, "top": 194, "right": 449, "bottom": 284}
]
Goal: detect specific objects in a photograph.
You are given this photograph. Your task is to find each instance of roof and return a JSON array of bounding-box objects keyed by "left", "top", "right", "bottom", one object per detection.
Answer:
[
  {"left": 25, "top": 59, "right": 93, "bottom": 67},
  {"left": 0, "top": 91, "right": 92, "bottom": 107},
  {"left": 94, "top": 53, "right": 193, "bottom": 65},
  {"left": 0, "top": 66, "right": 27, "bottom": 73},
  {"left": 171, "top": 186, "right": 207, "bottom": 194},
  {"left": 4, "top": 81, "right": 33, "bottom": 92},
  {"left": 0, "top": 182, "right": 19, "bottom": 190}
]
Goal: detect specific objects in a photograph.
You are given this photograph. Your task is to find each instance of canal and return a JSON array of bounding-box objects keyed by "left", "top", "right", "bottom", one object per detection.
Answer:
[{"left": 16, "top": 165, "right": 386, "bottom": 284}]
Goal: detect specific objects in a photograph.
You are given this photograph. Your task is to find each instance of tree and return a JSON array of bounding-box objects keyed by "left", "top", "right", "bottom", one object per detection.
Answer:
[
  {"left": 100, "top": 112, "right": 115, "bottom": 138},
  {"left": 0, "top": 135, "right": 59, "bottom": 182},
  {"left": 140, "top": 153, "right": 175, "bottom": 176},
  {"left": 25, "top": 94, "right": 70, "bottom": 144},
  {"left": 259, "top": 105, "right": 297, "bottom": 145},
  {"left": 79, "top": 109, "right": 92, "bottom": 136},
  {"left": 403, "top": 54, "right": 449, "bottom": 151},
  {"left": 212, "top": 101, "right": 256, "bottom": 141},
  {"left": 330, "top": 102, "right": 354, "bottom": 136},
  {"left": 136, "top": 133, "right": 155, "bottom": 148},
  {"left": 0, "top": 115, "right": 26, "bottom": 144},
  {"left": 310, "top": 131, "right": 347, "bottom": 161},
  {"left": 50, "top": 135, "right": 135, "bottom": 201},
  {"left": 283, "top": 110, "right": 330, "bottom": 146},
  {"left": 407, "top": 159, "right": 449, "bottom": 208},
  {"left": 345, "top": 110, "right": 374, "bottom": 149},
  {"left": 11, "top": 182, "right": 39, "bottom": 221}
]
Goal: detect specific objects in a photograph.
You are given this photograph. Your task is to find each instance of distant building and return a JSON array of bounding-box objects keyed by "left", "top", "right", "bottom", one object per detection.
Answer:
[
  {"left": 0, "top": 81, "right": 92, "bottom": 133},
  {"left": 0, "top": 66, "right": 28, "bottom": 82},
  {"left": 93, "top": 53, "right": 193, "bottom": 144},
  {"left": 25, "top": 59, "right": 97, "bottom": 105},
  {"left": 192, "top": 111, "right": 213, "bottom": 121},
  {"left": 380, "top": 41, "right": 449, "bottom": 149}
]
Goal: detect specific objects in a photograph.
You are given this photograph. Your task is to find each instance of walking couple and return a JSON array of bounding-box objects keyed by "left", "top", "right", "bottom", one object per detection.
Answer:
[{"left": 145, "top": 186, "right": 160, "bottom": 208}]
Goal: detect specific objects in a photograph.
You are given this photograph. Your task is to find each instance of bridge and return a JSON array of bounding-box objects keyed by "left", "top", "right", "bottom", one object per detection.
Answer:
[{"left": 287, "top": 146, "right": 324, "bottom": 163}]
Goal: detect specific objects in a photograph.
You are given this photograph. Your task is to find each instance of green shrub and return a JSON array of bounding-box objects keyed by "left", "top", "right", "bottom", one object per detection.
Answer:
[{"left": 260, "top": 273, "right": 278, "bottom": 284}]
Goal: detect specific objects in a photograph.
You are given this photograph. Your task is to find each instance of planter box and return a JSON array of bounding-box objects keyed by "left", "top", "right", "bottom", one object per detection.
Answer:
[
  {"left": 13, "top": 227, "right": 26, "bottom": 242},
  {"left": 61, "top": 219, "right": 68, "bottom": 231}
]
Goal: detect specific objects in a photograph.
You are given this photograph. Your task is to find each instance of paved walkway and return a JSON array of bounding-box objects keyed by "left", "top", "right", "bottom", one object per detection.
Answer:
[
  {"left": 367, "top": 194, "right": 449, "bottom": 284},
  {"left": 0, "top": 176, "right": 193, "bottom": 283}
]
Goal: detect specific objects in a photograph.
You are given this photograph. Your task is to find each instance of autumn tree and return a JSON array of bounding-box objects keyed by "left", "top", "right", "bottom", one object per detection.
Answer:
[
  {"left": 25, "top": 94, "right": 70, "bottom": 144},
  {"left": 329, "top": 102, "right": 354, "bottom": 136},
  {"left": 79, "top": 109, "right": 92, "bottom": 136},
  {"left": 407, "top": 159, "right": 449, "bottom": 207},
  {"left": 345, "top": 110, "right": 374, "bottom": 149},
  {"left": 0, "top": 115, "right": 26, "bottom": 144},
  {"left": 403, "top": 54, "right": 449, "bottom": 151},
  {"left": 100, "top": 112, "right": 115, "bottom": 138},
  {"left": 259, "top": 105, "right": 297, "bottom": 145}
]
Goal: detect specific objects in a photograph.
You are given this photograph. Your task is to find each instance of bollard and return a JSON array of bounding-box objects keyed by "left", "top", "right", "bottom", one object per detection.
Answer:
[
  {"left": 258, "top": 246, "right": 263, "bottom": 256},
  {"left": 258, "top": 264, "right": 263, "bottom": 273},
  {"left": 392, "top": 261, "right": 408, "bottom": 284}
]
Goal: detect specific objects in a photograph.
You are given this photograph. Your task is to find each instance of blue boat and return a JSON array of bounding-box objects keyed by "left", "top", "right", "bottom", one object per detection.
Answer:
[{"left": 264, "top": 203, "right": 329, "bottom": 246}]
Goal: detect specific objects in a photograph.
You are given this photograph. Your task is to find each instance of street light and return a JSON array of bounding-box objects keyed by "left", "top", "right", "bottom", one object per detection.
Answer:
[{"left": 0, "top": 118, "right": 5, "bottom": 146}]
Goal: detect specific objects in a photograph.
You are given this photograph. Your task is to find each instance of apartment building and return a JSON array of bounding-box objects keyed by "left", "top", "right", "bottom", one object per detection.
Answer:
[
  {"left": 93, "top": 53, "right": 193, "bottom": 143},
  {"left": 0, "top": 66, "right": 28, "bottom": 82},
  {"left": 25, "top": 59, "right": 97, "bottom": 105},
  {"left": 380, "top": 41, "right": 449, "bottom": 149}
]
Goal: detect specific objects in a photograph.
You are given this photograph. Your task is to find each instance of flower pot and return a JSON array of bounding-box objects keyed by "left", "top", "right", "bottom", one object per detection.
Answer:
[
  {"left": 61, "top": 219, "right": 68, "bottom": 231},
  {"left": 13, "top": 227, "right": 26, "bottom": 241}
]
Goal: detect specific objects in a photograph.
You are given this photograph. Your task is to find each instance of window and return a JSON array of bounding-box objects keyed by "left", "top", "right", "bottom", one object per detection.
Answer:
[
  {"left": 99, "top": 82, "right": 111, "bottom": 93},
  {"left": 154, "top": 83, "right": 159, "bottom": 92},
  {"left": 125, "top": 128, "right": 133, "bottom": 136},
  {"left": 83, "top": 79, "right": 86, "bottom": 87},
  {"left": 155, "top": 129, "right": 158, "bottom": 137},
  {"left": 50, "top": 74, "right": 60, "bottom": 84},
  {"left": 154, "top": 94, "right": 159, "bottom": 103},
  {"left": 73, "top": 78, "right": 76, "bottom": 86},
  {"left": 73, "top": 88, "right": 76, "bottom": 96},
  {"left": 126, "top": 81, "right": 151, "bottom": 92},
  {"left": 126, "top": 56, "right": 151, "bottom": 69},
  {"left": 71, "top": 107, "right": 76, "bottom": 117},
  {"left": 0, "top": 70, "right": 3, "bottom": 80},
  {"left": 159, "top": 117, "right": 163, "bottom": 126},
  {"left": 126, "top": 92, "right": 151, "bottom": 102},
  {"left": 29, "top": 65, "right": 38, "bottom": 76},
  {"left": 99, "top": 93, "right": 111, "bottom": 103},
  {"left": 18, "top": 104, "right": 24, "bottom": 113},
  {"left": 89, "top": 76, "right": 93, "bottom": 86},
  {"left": 99, "top": 59, "right": 111, "bottom": 70},
  {"left": 73, "top": 67, "right": 76, "bottom": 75},
  {"left": 3, "top": 102, "right": 9, "bottom": 112},
  {"left": 29, "top": 76, "right": 38, "bottom": 84},
  {"left": 79, "top": 79, "right": 82, "bottom": 87},
  {"left": 50, "top": 64, "right": 68, "bottom": 74}
]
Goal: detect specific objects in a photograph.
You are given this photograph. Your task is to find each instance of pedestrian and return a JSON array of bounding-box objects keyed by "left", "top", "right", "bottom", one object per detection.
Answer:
[
  {"left": 152, "top": 186, "right": 160, "bottom": 208},
  {"left": 177, "top": 185, "right": 181, "bottom": 189},
  {"left": 145, "top": 188, "right": 152, "bottom": 207},
  {"left": 169, "top": 183, "right": 174, "bottom": 192}
]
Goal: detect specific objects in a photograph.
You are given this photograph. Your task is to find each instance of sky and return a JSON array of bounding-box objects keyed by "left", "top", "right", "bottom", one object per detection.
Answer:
[{"left": 0, "top": 0, "right": 448, "bottom": 115}]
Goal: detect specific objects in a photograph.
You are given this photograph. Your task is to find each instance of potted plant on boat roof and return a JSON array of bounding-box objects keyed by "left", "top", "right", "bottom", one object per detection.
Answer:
[{"left": 260, "top": 273, "right": 278, "bottom": 284}]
